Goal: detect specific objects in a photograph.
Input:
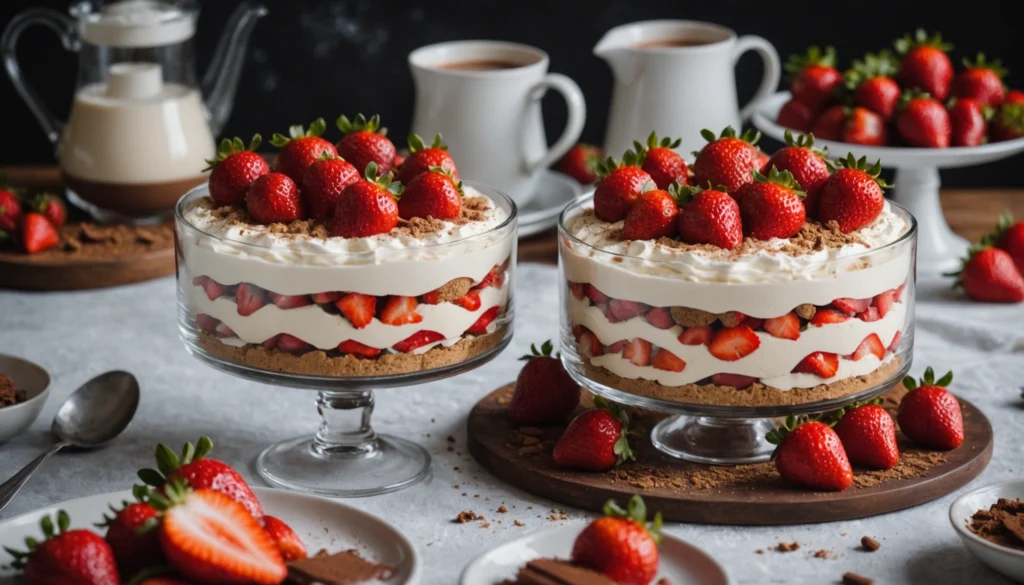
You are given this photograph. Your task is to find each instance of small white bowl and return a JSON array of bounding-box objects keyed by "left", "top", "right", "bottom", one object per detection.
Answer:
[
  {"left": 949, "top": 479, "right": 1024, "bottom": 583},
  {"left": 0, "top": 354, "right": 50, "bottom": 445}
]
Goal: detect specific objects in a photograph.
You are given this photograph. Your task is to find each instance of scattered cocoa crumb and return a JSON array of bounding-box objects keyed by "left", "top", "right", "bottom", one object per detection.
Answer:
[
  {"left": 649, "top": 215, "right": 866, "bottom": 258},
  {"left": 474, "top": 494, "right": 480, "bottom": 498},
  {"left": 969, "top": 498, "right": 1024, "bottom": 550},
  {"left": 461, "top": 493, "right": 467, "bottom": 496},
  {"left": 860, "top": 536, "right": 880, "bottom": 551},
  {"left": 453, "top": 466, "right": 461, "bottom": 472},
  {"left": 842, "top": 572, "right": 873, "bottom": 585},
  {"left": 447, "top": 435, "right": 456, "bottom": 443},
  {"left": 813, "top": 549, "right": 831, "bottom": 559},
  {"left": 548, "top": 511, "right": 569, "bottom": 521},
  {"left": 455, "top": 511, "right": 477, "bottom": 524},
  {"left": 480, "top": 523, "right": 490, "bottom": 529},
  {"left": 776, "top": 542, "right": 800, "bottom": 552},
  {"left": 447, "top": 446, "right": 455, "bottom": 452},
  {"left": 452, "top": 484, "right": 459, "bottom": 489},
  {"left": 497, "top": 506, "right": 508, "bottom": 513},
  {"left": 755, "top": 549, "right": 764, "bottom": 555},
  {"left": 514, "top": 520, "right": 525, "bottom": 527}
]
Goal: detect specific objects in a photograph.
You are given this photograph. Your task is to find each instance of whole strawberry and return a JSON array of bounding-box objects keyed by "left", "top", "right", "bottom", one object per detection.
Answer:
[
  {"left": 99, "top": 489, "right": 163, "bottom": 579},
  {"left": 842, "top": 107, "right": 888, "bottom": 146},
  {"left": 763, "top": 131, "right": 829, "bottom": 215},
  {"left": 1008, "top": 89, "right": 1024, "bottom": 105},
  {"left": 508, "top": 340, "right": 580, "bottom": 425},
  {"left": 897, "top": 367, "right": 964, "bottom": 450},
  {"left": 396, "top": 133, "right": 458, "bottom": 185},
  {"left": 736, "top": 167, "right": 806, "bottom": 240},
  {"left": 29, "top": 192, "right": 67, "bottom": 229},
  {"left": 767, "top": 417, "right": 853, "bottom": 491},
  {"left": 622, "top": 185, "right": 680, "bottom": 240},
  {"left": 21, "top": 212, "right": 59, "bottom": 254},
  {"left": 138, "top": 435, "right": 265, "bottom": 521},
  {"left": 634, "top": 131, "right": 689, "bottom": 189},
  {"left": 398, "top": 167, "right": 462, "bottom": 220},
  {"left": 896, "top": 91, "right": 951, "bottom": 148},
  {"left": 7, "top": 511, "right": 122, "bottom": 585},
  {"left": 777, "top": 98, "right": 816, "bottom": 132},
  {"left": 785, "top": 46, "right": 842, "bottom": 111},
  {"left": 331, "top": 162, "right": 402, "bottom": 238},
  {"left": 336, "top": 113, "right": 397, "bottom": 175},
  {"left": 593, "top": 151, "right": 654, "bottom": 222},
  {"left": 949, "top": 98, "right": 992, "bottom": 147},
  {"left": 0, "top": 184, "right": 23, "bottom": 236},
  {"left": 951, "top": 53, "right": 1007, "bottom": 107},
  {"left": 572, "top": 496, "right": 662, "bottom": 585},
  {"left": 817, "top": 154, "right": 889, "bottom": 233},
  {"left": 833, "top": 402, "right": 899, "bottom": 470},
  {"left": 205, "top": 135, "right": 269, "bottom": 206},
  {"left": 246, "top": 172, "right": 304, "bottom": 224},
  {"left": 552, "top": 396, "right": 635, "bottom": 471},
  {"left": 846, "top": 51, "right": 902, "bottom": 120},
  {"left": 677, "top": 185, "right": 743, "bottom": 249},
  {"left": 809, "top": 105, "right": 847, "bottom": 141},
  {"left": 557, "top": 143, "right": 603, "bottom": 185},
  {"left": 692, "top": 127, "right": 763, "bottom": 194},
  {"left": 894, "top": 29, "right": 953, "bottom": 101},
  {"left": 301, "top": 154, "right": 360, "bottom": 220},
  {"left": 983, "top": 213, "right": 1024, "bottom": 274},
  {"left": 270, "top": 118, "right": 337, "bottom": 184},
  {"left": 990, "top": 102, "right": 1024, "bottom": 142},
  {"left": 946, "top": 245, "right": 1024, "bottom": 303}
]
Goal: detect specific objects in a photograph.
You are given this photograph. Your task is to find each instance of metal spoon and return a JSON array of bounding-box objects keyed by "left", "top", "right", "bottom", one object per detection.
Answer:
[{"left": 0, "top": 371, "right": 139, "bottom": 513}]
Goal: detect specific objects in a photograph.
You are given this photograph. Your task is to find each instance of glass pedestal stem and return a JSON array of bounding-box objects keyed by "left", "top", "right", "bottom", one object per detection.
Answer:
[{"left": 314, "top": 390, "right": 378, "bottom": 457}]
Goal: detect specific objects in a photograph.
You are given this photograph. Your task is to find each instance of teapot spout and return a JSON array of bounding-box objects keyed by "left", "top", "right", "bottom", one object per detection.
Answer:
[{"left": 201, "top": 1, "right": 268, "bottom": 136}]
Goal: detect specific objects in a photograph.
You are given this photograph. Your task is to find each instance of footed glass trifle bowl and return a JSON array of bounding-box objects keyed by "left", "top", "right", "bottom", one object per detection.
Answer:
[
  {"left": 175, "top": 182, "right": 516, "bottom": 496},
  {"left": 558, "top": 193, "right": 917, "bottom": 465}
]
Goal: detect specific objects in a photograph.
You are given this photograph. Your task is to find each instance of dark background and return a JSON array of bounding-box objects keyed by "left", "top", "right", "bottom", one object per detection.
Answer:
[{"left": 2, "top": 0, "right": 1023, "bottom": 186}]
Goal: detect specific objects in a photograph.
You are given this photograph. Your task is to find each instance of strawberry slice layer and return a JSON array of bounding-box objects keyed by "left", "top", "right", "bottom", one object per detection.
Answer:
[
  {"left": 392, "top": 331, "right": 444, "bottom": 352},
  {"left": 622, "top": 338, "right": 652, "bottom": 367},
  {"left": 793, "top": 351, "right": 839, "bottom": 378},
  {"left": 467, "top": 306, "right": 500, "bottom": 335},
  {"left": 708, "top": 325, "right": 760, "bottom": 361},
  {"left": 852, "top": 333, "right": 885, "bottom": 361},
  {"left": 652, "top": 348, "right": 686, "bottom": 372}
]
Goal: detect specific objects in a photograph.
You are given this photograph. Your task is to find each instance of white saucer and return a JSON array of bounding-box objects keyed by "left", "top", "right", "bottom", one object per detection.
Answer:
[
  {"left": 949, "top": 479, "right": 1024, "bottom": 583},
  {"left": 516, "top": 170, "right": 582, "bottom": 238},
  {"left": 0, "top": 486, "right": 421, "bottom": 584},
  {"left": 460, "top": 523, "right": 729, "bottom": 585}
]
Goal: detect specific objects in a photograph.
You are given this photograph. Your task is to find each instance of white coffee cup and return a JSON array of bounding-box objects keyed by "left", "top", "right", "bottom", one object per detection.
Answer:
[{"left": 409, "top": 40, "right": 586, "bottom": 206}]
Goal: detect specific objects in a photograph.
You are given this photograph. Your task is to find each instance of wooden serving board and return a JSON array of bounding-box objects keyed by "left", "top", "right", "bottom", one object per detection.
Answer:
[{"left": 468, "top": 384, "right": 993, "bottom": 525}]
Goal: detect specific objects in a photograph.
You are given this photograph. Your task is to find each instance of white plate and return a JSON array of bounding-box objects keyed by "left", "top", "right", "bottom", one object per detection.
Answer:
[
  {"left": 460, "top": 524, "right": 729, "bottom": 585},
  {"left": 517, "top": 170, "right": 581, "bottom": 238},
  {"left": 949, "top": 479, "right": 1024, "bottom": 583},
  {"left": 0, "top": 486, "right": 420, "bottom": 585}
]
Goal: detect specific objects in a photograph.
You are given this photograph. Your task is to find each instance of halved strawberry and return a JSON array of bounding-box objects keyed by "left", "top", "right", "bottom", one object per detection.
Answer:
[
  {"left": 852, "top": 333, "right": 885, "bottom": 361},
  {"left": 569, "top": 282, "right": 586, "bottom": 300},
  {"left": 335, "top": 293, "right": 376, "bottom": 328},
  {"left": 379, "top": 296, "right": 423, "bottom": 326},
  {"left": 858, "top": 306, "right": 880, "bottom": 322},
  {"left": 622, "top": 338, "right": 652, "bottom": 366},
  {"left": 606, "top": 340, "right": 627, "bottom": 354},
  {"left": 194, "top": 276, "right": 226, "bottom": 301},
  {"left": 311, "top": 291, "right": 343, "bottom": 304},
  {"left": 196, "top": 314, "right": 219, "bottom": 334},
  {"left": 215, "top": 322, "right": 236, "bottom": 338},
  {"left": 711, "top": 373, "right": 758, "bottom": 388},
  {"left": 477, "top": 266, "right": 505, "bottom": 289},
  {"left": 236, "top": 283, "right": 269, "bottom": 316},
  {"left": 764, "top": 313, "right": 801, "bottom": 340},
  {"left": 708, "top": 326, "right": 760, "bottom": 361},
  {"left": 600, "top": 304, "right": 622, "bottom": 324},
  {"left": 421, "top": 290, "right": 442, "bottom": 305},
  {"left": 888, "top": 331, "right": 902, "bottom": 352},
  {"left": 261, "top": 516, "right": 306, "bottom": 562},
  {"left": 578, "top": 331, "right": 604, "bottom": 358},
  {"left": 810, "top": 308, "right": 849, "bottom": 326},
  {"left": 453, "top": 290, "right": 482, "bottom": 311},
  {"left": 793, "top": 352, "right": 839, "bottom": 377},
  {"left": 584, "top": 284, "right": 609, "bottom": 305},
  {"left": 467, "top": 306, "right": 499, "bottom": 335},
  {"left": 645, "top": 307, "right": 675, "bottom": 329},
  {"left": 337, "top": 340, "right": 381, "bottom": 358},
  {"left": 392, "top": 330, "right": 444, "bottom": 352},
  {"left": 678, "top": 326, "right": 713, "bottom": 346},
  {"left": 153, "top": 485, "right": 286, "bottom": 584},
  {"left": 652, "top": 348, "right": 686, "bottom": 372},
  {"left": 873, "top": 290, "right": 895, "bottom": 318},
  {"left": 608, "top": 299, "right": 651, "bottom": 321},
  {"left": 268, "top": 292, "right": 311, "bottom": 309},
  {"left": 277, "top": 334, "right": 311, "bottom": 354},
  {"left": 832, "top": 297, "right": 871, "bottom": 314}
]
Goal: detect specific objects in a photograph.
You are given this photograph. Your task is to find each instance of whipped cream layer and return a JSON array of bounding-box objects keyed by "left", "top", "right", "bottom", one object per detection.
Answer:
[
  {"left": 569, "top": 295, "right": 908, "bottom": 389},
  {"left": 189, "top": 283, "right": 509, "bottom": 351},
  {"left": 179, "top": 186, "right": 514, "bottom": 296},
  {"left": 561, "top": 201, "right": 914, "bottom": 317}
]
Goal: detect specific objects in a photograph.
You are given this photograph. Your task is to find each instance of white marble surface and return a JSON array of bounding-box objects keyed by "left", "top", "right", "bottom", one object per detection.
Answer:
[{"left": 1, "top": 263, "right": 1022, "bottom": 585}]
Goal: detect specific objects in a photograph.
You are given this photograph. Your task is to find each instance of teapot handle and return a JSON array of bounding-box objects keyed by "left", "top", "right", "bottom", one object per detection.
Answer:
[
  {"left": 2, "top": 9, "right": 79, "bottom": 146},
  {"left": 524, "top": 73, "right": 587, "bottom": 174},
  {"left": 732, "top": 35, "right": 781, "bottom": 122}
]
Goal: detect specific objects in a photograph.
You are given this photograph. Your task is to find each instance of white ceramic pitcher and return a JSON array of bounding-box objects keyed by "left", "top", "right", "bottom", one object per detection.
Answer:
[{"left": 595, "top": 20, "right": 781, "bottom": 158}]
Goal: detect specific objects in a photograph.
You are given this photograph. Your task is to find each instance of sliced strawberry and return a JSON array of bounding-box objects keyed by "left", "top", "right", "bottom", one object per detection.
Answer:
[
  {"left": 711, "top": 373, "right": 758, "bottom": 389},
  {"left": 236, "top": 283, "right": 269, "bottom": 316},
  {"left": 262, "top": 336, "right": 279, "bottom": 349},
  {"left": 268, "top": 292, "right": 311, "bottom": 309},
  {"left": 652, "top": 348, "right": 686, "bottom": 372},
  {"left": 572, "top": 324, "right": 588, "bottom": 342},
  {"left": 421, "top": 290, "right": 442, "bottom": 304},
  {"left": 392, "top": 330, "right": 444, "bottom": 352},
  {"left": 337, "top": 340, "right": 381, "bottom": 358},
  {"left": 832, "top": 297, "right": 871, "bottom": 314},
  {"left": 644, "top": 307, "right": 675, "bottom": 329},
  {"left": 810, "top": 308, "right": 848, "bottom": 326},
  {"left": 888, "top": 331, "right": 902, "bottom": 352},
  {"left": 195, "top": 313, "right": 219, "bottom": 333},
  {"left": 277, "top": 334, "right": 311, "bottom": 354},
  {"left": 214, "top": 322, "right": 236, "bottom": 338},
  {"left": 311, "top": 291, "right": 343, "bottom": 304},
  {"left": 622, "top": 338, "right": 652, "bottom": 366},
  {"left": 467, "top": 306, "right": 499, "bottom": 335},
  {"left": 335, "top": 293, "right": 377, "bottom": 328},
  {"left": 708, "top": 325, "right": 760, "bottom": 361},
  {"left": 873, "top": 290, "right": 895, "bottom": 318},
  {"left": 477, "top": 266, "right": 504, "bottom": 289},
  {"left": 158, "top": 488, "right": 286, "bottom": 585},
  {"left": 893, "top": 283, "right": 905, "bottom": 302},
  {"left": 578, "top": 331, "right": 604, "bottom": 358},
  {"left": 793, "top": 351, "right": 839, "bottom": 377},
  {"left": 584, "top": 284, "right": 609, "bottom": 305},
  {"left": 678, "top": 325, "right": 713, "bottom": 346},
  {"left": 379, "top": 296, "right": 423, "bottom": 326},
  {"left": 852, "top": 333, "right": 885, "bottom": 361},
  {"left": 608, "top": 299, "right": 651, "bottom": 321},
  {"left": 453, "top": 290, "right": 482, "bottom": 311},
  {"left": 194, "top": 276, "right": 226, "bottom": 301},
  {"left": 569, "top": 282, "right": 586, "bottom": 300},
  {"left": 606, "top": 340, "right": 627, "bottom": 354},
  {"left": 858, "top": 306, "right": 881, "bottom": 322},
  {"left": 261, "top": 516, "right": 307, "bottom": 562},
  {"left": 764, "top": 313, "right": 801, "bottom": 340},
  {"left": 744, "top": 317, "right": 765, "bottom": 330}
]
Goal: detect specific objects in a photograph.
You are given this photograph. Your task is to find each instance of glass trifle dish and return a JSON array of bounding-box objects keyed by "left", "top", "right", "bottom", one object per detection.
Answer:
[
  {"left": 175, "top": 120, "right": 516, "bottom": 495},
  {"left": 559, "top": 135, "right": 917, "bottom": 464}
]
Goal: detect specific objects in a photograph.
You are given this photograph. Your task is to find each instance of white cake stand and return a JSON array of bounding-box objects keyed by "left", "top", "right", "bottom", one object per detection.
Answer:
[{"left": 753, "top": 91, "right": 1024, "bottom": 275}]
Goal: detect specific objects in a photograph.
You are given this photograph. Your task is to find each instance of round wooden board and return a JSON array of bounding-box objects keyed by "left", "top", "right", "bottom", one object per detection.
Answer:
[{"left": 468, "top": 384, "right": 993, "bottom": 525}]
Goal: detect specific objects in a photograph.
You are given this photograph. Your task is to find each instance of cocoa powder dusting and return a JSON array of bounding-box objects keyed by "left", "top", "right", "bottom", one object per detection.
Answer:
[{"left": 968, "top": 498, "right": 1024, "bottom": 550}]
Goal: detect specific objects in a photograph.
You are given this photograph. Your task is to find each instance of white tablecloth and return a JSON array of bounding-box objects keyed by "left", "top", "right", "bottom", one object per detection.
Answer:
[{"left": 1, "top": 263, "right": 1022, "bottom": 584}]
